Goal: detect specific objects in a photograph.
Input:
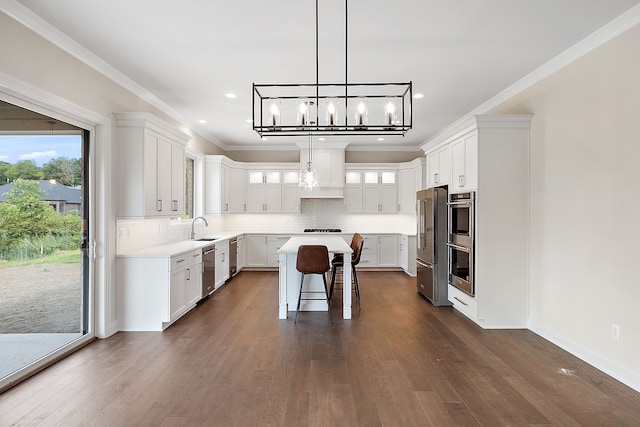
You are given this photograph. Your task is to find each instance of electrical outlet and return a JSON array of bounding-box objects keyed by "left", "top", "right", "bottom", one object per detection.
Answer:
[{"left": 611, "top": 323, "right": 620, "bottom": 341}]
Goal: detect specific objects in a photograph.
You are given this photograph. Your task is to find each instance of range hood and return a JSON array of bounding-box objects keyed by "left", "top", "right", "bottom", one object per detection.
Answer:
[{"left": 297, "top": 142, "right": 348, "bottom": 199}]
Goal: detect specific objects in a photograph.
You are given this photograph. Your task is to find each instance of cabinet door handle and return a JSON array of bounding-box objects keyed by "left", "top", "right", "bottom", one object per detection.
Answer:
[
  {"left": 434, "top": 173, "right": 439, "bottom": 183},
  {"left": 157, "top": 200, "right": 162, "bottom": 211},
  {"left": 459, "top": 175, "right": 465, "bottom": 187},
  {"left": 225, "top": 203, "right": 229, "bottom": 211},
  {"left": 172, "top": 200, "right": 178, "bottom": 211},
  {"left": 176, "top": 259, "right": 185, "bottom": 263}
]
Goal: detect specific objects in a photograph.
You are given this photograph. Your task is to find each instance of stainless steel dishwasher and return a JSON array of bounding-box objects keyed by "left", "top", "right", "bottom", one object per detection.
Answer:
[
  {"left": 229, "top": 237, "right": 238, "bottom": 278},
  {"left": 201, "top": 244, "right": 216, "bottom": 297}
]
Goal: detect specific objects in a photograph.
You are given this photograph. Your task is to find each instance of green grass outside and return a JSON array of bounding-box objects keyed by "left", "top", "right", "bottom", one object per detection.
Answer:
[{"left": 0, "top": 249, "right": 81, "bottom": 269}]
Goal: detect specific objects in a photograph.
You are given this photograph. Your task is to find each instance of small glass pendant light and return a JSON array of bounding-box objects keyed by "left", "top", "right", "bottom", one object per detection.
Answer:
[{"left": 299, "top": 133, "right": 319, "bottom": 189}]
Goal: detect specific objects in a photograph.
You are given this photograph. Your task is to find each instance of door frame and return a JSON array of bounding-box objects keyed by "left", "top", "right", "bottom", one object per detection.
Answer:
[{"left": 0, "top": 72, "right": 114, "bottom": 391}]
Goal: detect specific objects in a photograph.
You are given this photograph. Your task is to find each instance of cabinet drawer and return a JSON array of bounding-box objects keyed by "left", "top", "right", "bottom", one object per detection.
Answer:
[
  {"left": 448, "top": 284, "right": 478, "bottom": 320},
  {"left": 171, "top": 250, "right": 201, "bottom": 270},
  {"left": 267, "top": 236, "right": 291, "bottom": 253}
]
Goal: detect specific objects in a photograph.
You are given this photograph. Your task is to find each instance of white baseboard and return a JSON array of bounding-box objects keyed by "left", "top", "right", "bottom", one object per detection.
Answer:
[{"left": 529, "top": 321, "right": 640, "bottom": 393}]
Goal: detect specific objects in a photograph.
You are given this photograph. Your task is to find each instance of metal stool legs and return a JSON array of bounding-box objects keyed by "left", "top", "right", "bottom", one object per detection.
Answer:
[
  {"left": 329, "top": 263, "right": 361, "bottom": 310},
  {"left": 295, "top": 272, "right": 332, "bottom": 323}
]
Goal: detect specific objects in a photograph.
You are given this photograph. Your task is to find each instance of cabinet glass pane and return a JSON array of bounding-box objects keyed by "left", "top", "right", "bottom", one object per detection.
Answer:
[
  {"left": 265, "top": 171, "right": 281, "bottom": 184},
  {"left": 248, "top": 171, "right": 263, "bottom": 184},
  {"left": 283, "top": 171, "right": 298, "bottom": 184},
  {"left": 381, "top": 171, "right": 396, "bottom": 184},
  {"left": 345, "top": 171, "right": 361, "bottom": 184},
  {"left": 364, "top": 172, "right": 378, "bottom": 184}
]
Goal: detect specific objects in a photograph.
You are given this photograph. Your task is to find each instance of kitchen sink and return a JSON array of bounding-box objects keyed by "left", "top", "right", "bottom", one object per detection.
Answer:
[{"left": 196, "top": 237, "right": 219, "bottom": 241}]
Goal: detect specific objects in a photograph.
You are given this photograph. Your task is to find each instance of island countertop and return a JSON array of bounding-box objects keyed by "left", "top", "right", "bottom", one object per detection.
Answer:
[{"left": 277, "top": 235, "right": 353, "bottom": 255}]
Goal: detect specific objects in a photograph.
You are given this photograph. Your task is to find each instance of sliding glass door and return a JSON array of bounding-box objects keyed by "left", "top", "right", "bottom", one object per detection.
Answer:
[{"left": 0, "top": 100, "right": 91, "bottom": 386}]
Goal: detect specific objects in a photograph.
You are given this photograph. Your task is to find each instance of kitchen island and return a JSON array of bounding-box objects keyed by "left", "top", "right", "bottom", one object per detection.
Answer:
[{"left": 277, "top": 236, "right": 353, "bottom": 319}]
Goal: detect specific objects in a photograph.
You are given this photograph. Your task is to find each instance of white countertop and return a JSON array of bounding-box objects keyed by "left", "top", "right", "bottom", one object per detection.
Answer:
[
  {"left": 117, "top": 231, "right": 241, "bottom": 257},
  {"left": 278, "top": 236, "right": 352, "bottom": 254}
]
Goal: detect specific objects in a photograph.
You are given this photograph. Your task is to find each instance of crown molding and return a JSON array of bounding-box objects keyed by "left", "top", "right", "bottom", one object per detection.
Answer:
[
  {"left": 1, "top": 0, "right": 226, "bottom": 150},
  {"left": 420, "top": 3, "right": 640, "bottom": 152}
]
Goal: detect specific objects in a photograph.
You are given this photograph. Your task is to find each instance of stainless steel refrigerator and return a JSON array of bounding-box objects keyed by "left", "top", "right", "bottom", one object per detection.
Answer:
[{"left": 416, "top": 188, "right": 451, "bottom": 306}]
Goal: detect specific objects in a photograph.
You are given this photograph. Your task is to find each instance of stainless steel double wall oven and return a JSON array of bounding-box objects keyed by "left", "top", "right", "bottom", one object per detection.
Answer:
[{"left": 447, "top": 192, "right": 475, "bottom": 295}]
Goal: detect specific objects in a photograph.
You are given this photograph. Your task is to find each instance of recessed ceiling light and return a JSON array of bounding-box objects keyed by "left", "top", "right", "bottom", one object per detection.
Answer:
[
  {"left": 377, "top": 138, "right": 384, "bottom": 141},
  {"left": 413, "top": 93, "right": 424, "bottom": 99},
  {"left": 225, "top": 93, "right": 237, "bottom": 99},
  {"left": 318, "top": 137, "right": 325, "bottom": 141},
  {"left": 198, "top": 119, "right": 207, "bottom": 124},
  {"left": 261, "top": 136, "right": 268, "bottom": 141}
]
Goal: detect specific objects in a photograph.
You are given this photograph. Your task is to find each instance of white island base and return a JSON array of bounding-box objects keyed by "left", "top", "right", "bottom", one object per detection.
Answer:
[{"left": 277, "top": 236, "right": 353, "bottom": 320}]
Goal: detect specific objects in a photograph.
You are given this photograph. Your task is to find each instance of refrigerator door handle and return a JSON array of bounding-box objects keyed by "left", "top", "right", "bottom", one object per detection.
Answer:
[{"left": 415, "top": 259, "right": 433, "bottom": 269}]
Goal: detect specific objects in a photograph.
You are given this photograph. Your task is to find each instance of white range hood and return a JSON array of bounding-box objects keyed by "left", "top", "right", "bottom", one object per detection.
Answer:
[{"left": 297, "top": 142, "right": 348, "bottom": 199}]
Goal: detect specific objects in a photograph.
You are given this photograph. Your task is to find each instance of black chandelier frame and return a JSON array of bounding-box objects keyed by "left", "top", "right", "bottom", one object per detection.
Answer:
[{"left": 252, "top": 0, "right": 413, "bottom": 138}]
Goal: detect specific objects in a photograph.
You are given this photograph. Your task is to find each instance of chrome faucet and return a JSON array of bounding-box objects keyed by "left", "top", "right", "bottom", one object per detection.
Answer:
[{"left": 190, "top": 216, "right": 209, "bottom": 240}]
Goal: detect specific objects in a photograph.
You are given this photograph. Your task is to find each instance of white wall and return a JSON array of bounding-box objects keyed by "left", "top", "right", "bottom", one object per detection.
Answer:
[{"left": 490, "top": 24, "right": 640, "bottom": 388}]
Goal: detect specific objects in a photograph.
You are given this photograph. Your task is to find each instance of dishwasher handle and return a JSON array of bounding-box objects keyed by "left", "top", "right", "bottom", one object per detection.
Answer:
[{"left": 203, "top": 248, "right": 217, "bottom": 255}]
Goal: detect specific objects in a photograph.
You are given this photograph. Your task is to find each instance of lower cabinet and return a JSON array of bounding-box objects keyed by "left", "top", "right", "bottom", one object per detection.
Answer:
[
  {"left": 245, "top": 235, "right": 268, "bottom": 267},
  {"left": 118, "top": 249, "right": 202, "bottom": 331},
  {"left": 360, "top": 234, "right": 399, "bottom": 268},
  {"left": 215, "top": 239, "right": 230, "bottom": 289},
  {"left": 399, "top": 234, "right": 416, "bottom": 276},
  {"left": 267, "top": 235, "right": 291, "bottom": 266}
]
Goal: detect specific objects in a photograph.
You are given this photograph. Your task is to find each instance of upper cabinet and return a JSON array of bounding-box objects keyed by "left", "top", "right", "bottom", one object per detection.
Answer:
[
  {"left": 398, "top": 158, "right": 423, "bottom": 214},
  {"left": 362, "top": 170, "right": 397, "bottom": 213},
  {"left": 205, "top": 156, "right": 247, "bottom": 214},
  {"left": 450, "top": 131, "right": 478, "bottom": 193},
  {"left": 426, "top": 145, "right": 451, "bottom": 188},
  {"left": 115, "top": 112, "right": 190, "bottom": 218}
]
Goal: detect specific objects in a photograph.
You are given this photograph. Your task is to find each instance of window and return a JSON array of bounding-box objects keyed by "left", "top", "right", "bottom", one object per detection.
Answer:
[{"left": 184, "top": 156, "right": 195, "bottom": 219}]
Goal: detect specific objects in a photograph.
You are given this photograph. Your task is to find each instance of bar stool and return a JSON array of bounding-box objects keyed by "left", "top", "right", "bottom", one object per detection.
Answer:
[
  {"left": 329, "top": 233, "right": 364, "bottom": 309},
  {"left": 295, "top": 245, "right": 332, "bottom": 323}
]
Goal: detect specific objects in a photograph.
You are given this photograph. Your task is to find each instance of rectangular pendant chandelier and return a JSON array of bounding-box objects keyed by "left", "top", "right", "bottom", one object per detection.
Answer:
[
  {"left": 252, "top": 82, "right": 412, "bottom": 137},
  {"left": 252, "top": 0, "right": 413, "bottom": 138}
]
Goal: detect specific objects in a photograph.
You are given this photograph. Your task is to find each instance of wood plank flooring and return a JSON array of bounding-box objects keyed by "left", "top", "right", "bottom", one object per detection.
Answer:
[{"left": 1, "top": 271, "right": 639, "bottom": 426}]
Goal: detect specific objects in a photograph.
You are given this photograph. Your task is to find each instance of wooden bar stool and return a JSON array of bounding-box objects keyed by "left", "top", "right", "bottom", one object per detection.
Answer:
[
  {"left": 330, "top": 233, "right": 364, "bottom": 309},
  {"left": 295, "top": 245, "right": 332, "bottom": 323}
]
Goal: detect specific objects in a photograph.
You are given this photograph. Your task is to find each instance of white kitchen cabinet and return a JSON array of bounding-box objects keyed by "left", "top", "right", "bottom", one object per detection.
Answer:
[
  {"left": 205, "top": 156, "right": 246, "bottom": 214},
  {"left": 359, "top": 234, "right": 398, "bottom": 267},
  {"left": 425, "top": 114, "right": 532, "bottom": 328},
  {"left": 267, "top": 235, "right": 291, "bottom": 267},
  {"left": 399, "top": 234, "right": 417, "bottom": 276},
  {"left": 426, "top": 145, "right": 451, "bottom": 188},
  {"left": 362, "top": 171, "right": 397, "bottom": 213},
  {"left": 237, "top": 234, "right": 245, "bottom": 271},
  {"left": 118, "top": 248, "right": 201, "bottom": 331},
  {"left": 359, "top": 235, "right": 378, "bottom": 267},
  {"left": 377, "top": 235, "right": 398, "bottom": 267},
  {"left": 398, "top": 159, "right": 422, "bottom": 213},
  {"left": 282, "top": 170, "right": 300, "bottom": 213},
  {"left": 115, "top": 112, "right": 189, "bottom": 218},
  {"left": 344, "top": 171, "right": 363, "bottom": 213},
  {"left": 246, "top": 170, "right": 282, "bottom": 213},
  {"left": 245, "top": 234, "right": 268, "bottom": 267},
  {"left": 450, "top": 131, "right": 478, "bottom": 194},
  {"left": 215, "top": 239, "right": 229, "bottom": 289},
  {"left": 170, "top": 250, "right": 202, "bottom": 321}
]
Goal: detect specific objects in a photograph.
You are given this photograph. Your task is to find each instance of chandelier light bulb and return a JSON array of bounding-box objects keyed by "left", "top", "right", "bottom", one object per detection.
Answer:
[{"left": 326, "top": 101, "right": 337, "bottom": 126}]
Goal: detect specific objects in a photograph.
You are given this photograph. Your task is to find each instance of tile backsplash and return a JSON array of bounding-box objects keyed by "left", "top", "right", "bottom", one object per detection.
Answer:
[{"left": 117, "top": 198, "right": 415, "bottom": 254}]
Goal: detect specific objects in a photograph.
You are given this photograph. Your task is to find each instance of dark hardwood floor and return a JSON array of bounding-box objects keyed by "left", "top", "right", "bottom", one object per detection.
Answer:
[{"left": 1, "top": 271, "right": 639, "bottom": 426}]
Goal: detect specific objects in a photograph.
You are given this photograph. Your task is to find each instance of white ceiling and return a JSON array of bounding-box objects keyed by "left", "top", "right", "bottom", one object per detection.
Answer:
[{"left": 9, "top": 0, "right": 640, "bottom": 151}]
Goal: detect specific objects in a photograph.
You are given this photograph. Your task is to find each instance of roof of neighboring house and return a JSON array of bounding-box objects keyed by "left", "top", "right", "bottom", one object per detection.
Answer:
[{"left": 0, "top": 180, "right": 81, "bottom": 204}]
